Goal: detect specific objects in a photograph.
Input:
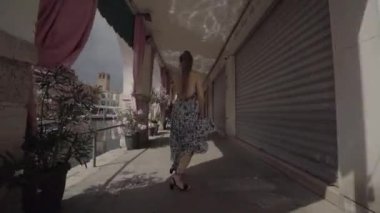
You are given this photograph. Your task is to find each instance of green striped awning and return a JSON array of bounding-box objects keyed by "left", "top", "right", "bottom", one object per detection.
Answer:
[{"left": 97, "top": 0, "right": 135, "bottom": 47}]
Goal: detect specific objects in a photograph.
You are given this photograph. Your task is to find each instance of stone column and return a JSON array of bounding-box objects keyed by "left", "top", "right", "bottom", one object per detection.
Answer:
[
  {"left": 134, "top": 94, "right": 150, "bottom": 148},
  {"left": 118, "top": 37, "right": 134, "bottom": 110},
  {"left": 134, "top": 39, "right": 154, "bottom": 148}
]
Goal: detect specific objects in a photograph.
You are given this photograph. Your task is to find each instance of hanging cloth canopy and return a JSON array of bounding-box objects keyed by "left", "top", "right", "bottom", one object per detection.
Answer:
[{"left": 35, "top": 0, "right": 97, "bottom": 68}]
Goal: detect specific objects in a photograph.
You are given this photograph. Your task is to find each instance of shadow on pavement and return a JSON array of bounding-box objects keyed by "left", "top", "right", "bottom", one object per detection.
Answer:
[
  {"left": 149, "top": 134, "right": 170, "bottom": 149},
  {"left": 62, "top": 135, "right": 336, "bottom": 213}
]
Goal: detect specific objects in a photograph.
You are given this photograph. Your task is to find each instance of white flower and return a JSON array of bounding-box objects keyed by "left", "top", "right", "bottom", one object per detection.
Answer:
[
  {"left": 138, "top": 124, "right": 147, "bottom": 130},
  {"left": 137, "top": 109, "right": 144, "bottom": 115}
]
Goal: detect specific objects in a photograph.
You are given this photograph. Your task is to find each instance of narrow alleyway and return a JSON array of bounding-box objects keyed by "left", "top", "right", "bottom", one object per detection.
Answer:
[{"left": 63, "top": 133, "right": 341, "bottom": 213}]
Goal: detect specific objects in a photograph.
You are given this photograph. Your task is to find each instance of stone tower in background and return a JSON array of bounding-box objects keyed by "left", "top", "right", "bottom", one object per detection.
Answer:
[{"left": 96, "top": 72, "right": 110, "bottom": 91}]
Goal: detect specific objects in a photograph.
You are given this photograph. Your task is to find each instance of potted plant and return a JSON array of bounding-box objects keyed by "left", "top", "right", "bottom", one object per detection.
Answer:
[
  {"left": 21, "top": 66, "right": 98, "bottom": 213},
  {"left": 153, "top": 120, "right": 159, "bottom": 135},
  {"left": 150, "top": 87, "right": 170, "bottom": 106},
  {"left": 148, "top": 121, "right": 156, "bottom": 136},
  {"left": 0, "top": 152, "right": 26, "bottom": 212},
  {"left": 135, "top": 109, "right": 149, "bottom": 148},
  {"left": 148, "top": 119, "right": 159, "bottom": 136},
  {"left": 149, "top": 88, "right": 169, "bottom": 134},
  {"left": 148, "top": 104, "right": 158, "bottom": 136},
  {"left": 118, "top": 108, "right": 139, "bottom": 150}
]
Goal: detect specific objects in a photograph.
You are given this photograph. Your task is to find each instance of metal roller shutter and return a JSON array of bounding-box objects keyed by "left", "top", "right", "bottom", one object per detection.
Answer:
[
  {"left": 235, "top": 0, "right": 337, "bottom": 183},
  {"left": 213, "top": 71, "right": 226, "bottom": 133}
]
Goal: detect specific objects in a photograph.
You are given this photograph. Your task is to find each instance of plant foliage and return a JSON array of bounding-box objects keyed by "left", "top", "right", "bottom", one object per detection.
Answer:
[{"left": 23, "top": 66, "right": 99, "bottom": 171}]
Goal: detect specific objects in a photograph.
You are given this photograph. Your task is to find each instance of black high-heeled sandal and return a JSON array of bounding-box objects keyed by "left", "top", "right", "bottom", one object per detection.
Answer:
[
  {"left": 169, "top": 177, "right": 190, "bottom": 191},
  {"left": 169, "top": 167, "right": 176, "bottom": 174}
]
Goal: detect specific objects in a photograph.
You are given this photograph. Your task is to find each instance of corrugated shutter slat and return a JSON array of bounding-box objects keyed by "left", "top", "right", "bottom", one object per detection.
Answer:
[
  {"left": 213, "top": 71, "right": 226, "bottom": 133},
  {"left": 235, "top": 0, "right": 337, "bottom": 183}
]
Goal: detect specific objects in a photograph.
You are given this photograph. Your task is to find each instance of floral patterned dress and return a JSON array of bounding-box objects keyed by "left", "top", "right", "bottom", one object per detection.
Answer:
[{"left": 170, "top": 94, "right": 215, "bottom": 163}]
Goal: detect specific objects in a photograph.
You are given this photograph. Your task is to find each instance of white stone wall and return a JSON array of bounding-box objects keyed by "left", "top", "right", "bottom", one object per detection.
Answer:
[
  {"left": 0, "top": 2, "right": 37, "bottom": 207},
  {"left": 329, "top": 0, "right": 380, "bottom": 212},
  {"left": 0, "top": 56, "right": 33, "bottom": 157},
  {"left": 0, "top": 0, "right": 39, "bottom": 43},
  {"left": 0, "top": 29, "right": 37, "bottom": 64}
]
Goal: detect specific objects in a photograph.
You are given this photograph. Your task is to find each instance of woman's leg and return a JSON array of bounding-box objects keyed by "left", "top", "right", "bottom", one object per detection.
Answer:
[
  {"left": 176, "top": 152, "right": 193, "bottom": 174},
  {"left": 172, "top": 152, "right": 193, "bottom": 190},
  {"left": 171, "top": 150, "right": 193, "bottom": 173},
  {"left": 170, "top": 151, "right": 180, "bottom": 173}
]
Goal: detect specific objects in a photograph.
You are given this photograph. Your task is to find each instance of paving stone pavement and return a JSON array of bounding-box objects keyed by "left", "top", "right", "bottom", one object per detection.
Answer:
[{"left": 63, "top": 133, "right": 342, "bottom": 213}]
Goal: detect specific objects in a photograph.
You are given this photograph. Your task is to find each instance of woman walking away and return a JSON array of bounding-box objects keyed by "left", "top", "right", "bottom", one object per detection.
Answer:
[{"left": 169, "top": 50, "right": 215, "bottom": 191}]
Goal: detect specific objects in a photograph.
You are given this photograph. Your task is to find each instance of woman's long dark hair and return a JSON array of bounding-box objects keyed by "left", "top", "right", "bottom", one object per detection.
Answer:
[{"left": 180, "top": 50, "right": 193, "bottom": 97}]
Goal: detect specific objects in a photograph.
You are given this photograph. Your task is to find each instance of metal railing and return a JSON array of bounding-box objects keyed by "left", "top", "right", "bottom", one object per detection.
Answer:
[
  {"left": 90, "top": 124, "right": 125, "bottom": 167},
  {"left": 38, "top": 121, "right": 126, "bottom": 167}
]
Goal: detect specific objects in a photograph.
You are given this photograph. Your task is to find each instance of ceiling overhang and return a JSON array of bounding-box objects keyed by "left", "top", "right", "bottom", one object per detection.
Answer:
[
  {"left": 134, "top": 0, "right": 248, "bottom": 74},
  {"left": 98, "top": 0, "right": 248, "bottom": 74}
]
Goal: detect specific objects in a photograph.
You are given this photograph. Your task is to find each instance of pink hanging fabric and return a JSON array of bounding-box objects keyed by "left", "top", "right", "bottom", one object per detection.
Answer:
[
  {"left": 29, "top": 0, "right": 96, "bottom": 134},
  {"left": 35, "top": 0, "right": 96, "bottom": 68},
  {"left": 133, "top": 15, "right": 146, "bottom": 94}
]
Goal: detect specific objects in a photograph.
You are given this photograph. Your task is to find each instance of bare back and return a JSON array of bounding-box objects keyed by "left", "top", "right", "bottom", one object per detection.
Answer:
[
  {"left": 178, "top": 71, "right": 205, "bottom": 114},
  {"left": 178, "top": 71, "right": 200, "bottom": 98}
]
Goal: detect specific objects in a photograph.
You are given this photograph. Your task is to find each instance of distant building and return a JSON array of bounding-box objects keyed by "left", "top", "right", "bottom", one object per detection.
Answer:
[
  {"left": 99, "top": 91, "right": 120, "bottom": 107},
  {"left": 120, "top": 97, "right": 133, "bottom": 109},
  {"left": 96, "top": 72, "right": 110, "bottom": 92},
  {"left": 95, "top": 72, "right": 120, "bottom": 108}
]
